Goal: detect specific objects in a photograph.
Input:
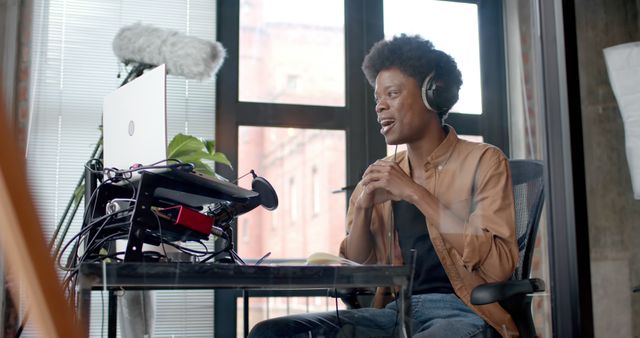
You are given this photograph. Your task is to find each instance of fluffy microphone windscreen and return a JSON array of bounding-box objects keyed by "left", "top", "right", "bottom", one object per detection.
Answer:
[{"left": 113, "top": 22, "right": 226, "bottom": 80}]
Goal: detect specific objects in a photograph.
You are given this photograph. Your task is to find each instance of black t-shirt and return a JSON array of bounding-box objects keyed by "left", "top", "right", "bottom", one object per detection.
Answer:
[{"left": 392, "top": 200, "right": 454, "bottom": 294}]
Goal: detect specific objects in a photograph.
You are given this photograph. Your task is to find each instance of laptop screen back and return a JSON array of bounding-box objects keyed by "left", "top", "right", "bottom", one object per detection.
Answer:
[{"left": 103, "top": 64, "right": 167, "bottom": 173}]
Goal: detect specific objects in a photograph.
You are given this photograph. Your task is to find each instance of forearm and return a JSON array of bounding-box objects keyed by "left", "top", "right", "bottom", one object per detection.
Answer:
[{"left": 342, "top": 204, "right": 376, "bottom": 263}]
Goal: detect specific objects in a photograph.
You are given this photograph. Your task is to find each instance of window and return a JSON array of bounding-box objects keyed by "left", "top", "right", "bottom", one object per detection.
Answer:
[
  {"left": 312, "top": 166, "right": 320, "bottom": 216},
  {"left": 382, "top": 0, "right": 509, "bottom": 152},
  {"left": 221, "top": 2, "right": 352, "bottom": 334},
  {"left": 26, "top": 0, "right": 218, "bottom": 336},
  {"left": 217, "top": 1, "right": 514, "bottom": 336},
  {"left": 242, "top": 219, "right": 250, "bottom": 242},
  {"left": 289, "top": 177, "right": 298, "bottom": 223},
  {"left": 236, "top": 127, "right": 346, "bottom": 260},
  {"left": 238, "top": 0, "right": 345, "bottom": 106},
  {"left": 384, "top": 0, "right": 482, "bottom": 115}
]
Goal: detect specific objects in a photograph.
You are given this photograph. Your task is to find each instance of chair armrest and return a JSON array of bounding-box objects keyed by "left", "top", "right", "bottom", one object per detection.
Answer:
[{"left": 470, "top": 278, "right": 545, "bottom": 305}]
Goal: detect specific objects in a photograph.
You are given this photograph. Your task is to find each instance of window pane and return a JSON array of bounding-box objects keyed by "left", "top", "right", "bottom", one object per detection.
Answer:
[
  {"left": 239, "top": 0, "right": 345, "bottom": 106},
  {"left": 504, "top": 1, "right": 552, "bottom": 336},
  {"left": 236, "top": 127, "right": 346, "bottom": 260},
  {"left": 383, "top": 0, "right": 482, "bottom": 115}
]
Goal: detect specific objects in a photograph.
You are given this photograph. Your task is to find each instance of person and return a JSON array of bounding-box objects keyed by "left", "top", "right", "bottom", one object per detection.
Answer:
[{"left": 249, "top": 34, "right": 519, "bottom": 338}]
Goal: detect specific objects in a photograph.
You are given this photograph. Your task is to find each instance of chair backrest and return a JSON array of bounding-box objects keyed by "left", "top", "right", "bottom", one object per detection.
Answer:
[{"left": 509, "top": 159, "right": 545, "bottom": 280}]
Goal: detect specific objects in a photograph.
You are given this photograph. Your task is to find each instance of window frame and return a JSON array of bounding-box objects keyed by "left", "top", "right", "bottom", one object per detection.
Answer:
[{"left": 214, "top": 0, "right": 509, "bottom": 335}]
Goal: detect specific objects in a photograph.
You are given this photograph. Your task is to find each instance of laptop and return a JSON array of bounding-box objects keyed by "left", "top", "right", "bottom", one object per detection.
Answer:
[
  {"left": 101, "top": 64, "right": 174, "bottom": 258},
  {"left": 102, "top": 64, "right": 167, "bottom": 175}
]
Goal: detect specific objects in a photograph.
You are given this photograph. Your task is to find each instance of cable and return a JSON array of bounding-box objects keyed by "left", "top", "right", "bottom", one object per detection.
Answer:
[
  {"left": 52, "top": 175, "right": 113, "bottom": 259},
  {"left": 57, "top": 219, "right": 105, "bottom": 271},
  {"left": 56, "top": 158, "right": 214, "bottom": 306},
  {"left": 388, "top": 144, "right": 399, "bottom": 266},
  {"left": 163, "top": 240, "right": 210, "bottom": 256},
  {"left": 199, "top": 240, "right": 231, "bottom": 263},
  {"left": 79, "top": 230, "right": 130, "bottom": 265},
  {"left": 152, "top": 210, "right": 169, "bottom": 259},
  {"left": 389, "top": 144, "right": 401, "bottom": 337},
  {"left": 58, "top": 219, "right": 130, "bottom": 273},
  {"left": 231, "top": 169, "right": 254, "bottom": 184},
  {"left": 101, "top": 159, "right": 192, "bottom": 182},
  {"left": 57, "top": 214, "right": 127, "bottom": 271}
]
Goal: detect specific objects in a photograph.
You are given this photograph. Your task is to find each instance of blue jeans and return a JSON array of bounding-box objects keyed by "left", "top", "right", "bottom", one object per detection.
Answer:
[{"left": 248, "top": 293, "right": 494, "bottom": 338}]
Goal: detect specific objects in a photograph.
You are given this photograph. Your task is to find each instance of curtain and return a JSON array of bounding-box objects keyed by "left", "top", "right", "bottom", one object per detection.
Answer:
[{"left": 25, "top": 0, "right": 219, "bottom": 336}]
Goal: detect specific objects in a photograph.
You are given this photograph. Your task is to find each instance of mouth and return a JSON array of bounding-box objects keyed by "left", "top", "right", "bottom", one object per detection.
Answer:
[{"left": 378, "top": 118, "right": 396, "bottom": 135}]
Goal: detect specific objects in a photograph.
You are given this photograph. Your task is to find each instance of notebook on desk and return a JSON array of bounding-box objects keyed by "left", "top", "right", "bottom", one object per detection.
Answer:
[{"left": 102, "top": 64, "right": 168, "bottom": 174}]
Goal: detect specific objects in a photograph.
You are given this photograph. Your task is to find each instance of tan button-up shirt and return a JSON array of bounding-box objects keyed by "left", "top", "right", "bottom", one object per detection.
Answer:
[{"left": 339, "top": 126, "right": 519, "bottom": 337}]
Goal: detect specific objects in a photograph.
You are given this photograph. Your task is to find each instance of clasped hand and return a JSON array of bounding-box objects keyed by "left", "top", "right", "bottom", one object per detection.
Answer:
[{"left": 357, "top": 160, "right": 419, "bottom": 208}]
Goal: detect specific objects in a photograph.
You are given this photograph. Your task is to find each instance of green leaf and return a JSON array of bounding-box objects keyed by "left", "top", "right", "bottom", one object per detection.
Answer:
[
  {"left": 73, "top": 183, "right": 85, "bottom": 205},
  {"left": 190, "top": 160, "right": 215, "bottom": 176},
  {"left": 214, "top": 172, "right": 229, "bottom": 181},
  {"left": 167, "top": 133, "right": 233, "bottom": 173},
  {"left": 210, "top": 152, "right": 232, "bottom": 168},
  {"left": 177, "top": 155, "right": 214, "bottom": 175},
  {"left": 168, "top": 134, "right": 206, "bottom": 158},
  {"left": 204, "top": 139, "right": 216, "bottom": 155},
  {"left": 177, "top": 154, "right": 209, "bottom": 164}
]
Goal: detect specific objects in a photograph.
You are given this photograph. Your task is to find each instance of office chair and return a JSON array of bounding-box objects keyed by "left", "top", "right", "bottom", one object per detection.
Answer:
[
  {"left": 335, "top": 159, "right": 546, "bottom": 337},
  {"left": 471, "top": 159, "right": 546, "bottom": 338}
]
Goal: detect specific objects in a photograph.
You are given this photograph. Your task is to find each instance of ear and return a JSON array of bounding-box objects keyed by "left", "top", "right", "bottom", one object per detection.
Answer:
[{"left": 421, "top": 71, "right": 459, "bottom": 114}]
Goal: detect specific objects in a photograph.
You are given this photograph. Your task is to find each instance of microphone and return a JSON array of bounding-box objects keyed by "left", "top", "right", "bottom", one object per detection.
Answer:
[
  {"left": 210, "top": 202, "right": 250, "bottom": 228},
  {"left": 209, "top": 172, "right": 279, "bottom": 228},
  {"left": 112, "top": 22, "right": 226, "bottom": 80}
]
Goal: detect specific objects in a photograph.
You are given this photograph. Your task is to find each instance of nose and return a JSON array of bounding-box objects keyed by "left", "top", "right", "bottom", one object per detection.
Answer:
[{"left": 375, "top": 98, "right": 387, "bottom": 114}]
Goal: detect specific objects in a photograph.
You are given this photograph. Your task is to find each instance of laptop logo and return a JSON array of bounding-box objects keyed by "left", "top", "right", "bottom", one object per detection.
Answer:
[{"left": 128, "top": 120, "right": 135, "bottom": 136}]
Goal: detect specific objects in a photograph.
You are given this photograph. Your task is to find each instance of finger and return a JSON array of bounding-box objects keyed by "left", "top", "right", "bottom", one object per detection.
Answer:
[
  {"left": 366, "top": 182, "right": 396, "bottom": 202},
  {"left": 362, "top": 163, "right": 381, "bottom": 177},
  {"left": 362, "top": 166, "right": 387, "bottom": 181},
  {"left": 361, "top": 172, "right": 386, "bottom": 186},
  {"left": 366, "top": 164, "right": 393, "bottom": 177},
  {"left": 372, "top": 160, "right": 394, "bottom": 168}
]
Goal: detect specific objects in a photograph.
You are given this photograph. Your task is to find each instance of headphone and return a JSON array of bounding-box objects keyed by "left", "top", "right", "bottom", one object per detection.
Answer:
[{"left": 420, "top": 68, "right": 459, "bottom": 115}]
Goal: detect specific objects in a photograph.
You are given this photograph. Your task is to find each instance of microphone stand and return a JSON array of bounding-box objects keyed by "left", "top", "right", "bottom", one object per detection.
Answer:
[
  {"left": 120, "top": 62, "right": 155, "bottom": 86},
  {"left": 221, "top": 224, "right": 246, "bottom": 265}
]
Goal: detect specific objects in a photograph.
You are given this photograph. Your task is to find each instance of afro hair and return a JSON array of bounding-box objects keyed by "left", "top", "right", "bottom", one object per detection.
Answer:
[{"left": 361, "top": 34, "right": 463, "bottom": 119}]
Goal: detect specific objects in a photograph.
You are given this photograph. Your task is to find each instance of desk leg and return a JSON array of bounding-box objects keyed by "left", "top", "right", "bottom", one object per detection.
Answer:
[
  {"left": 76, "top": 274, "right": 92, "bottom": 337},
  {"left": 398, "top": 286, "right": 411, "bottom": 338},
  {"left": 108, "top": 291, "right": 117, "bottom": 338},
  {"left": 243, "top": 290, "right": 249, "bottom": 338}
]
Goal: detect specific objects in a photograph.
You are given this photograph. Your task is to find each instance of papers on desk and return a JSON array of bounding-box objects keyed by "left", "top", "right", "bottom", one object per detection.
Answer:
[
  {"left": 305, "top": 252, "right": 361, "bottom": 266},
  {"left": 254, "top": 252, "right": 362, "bottom": 266}
]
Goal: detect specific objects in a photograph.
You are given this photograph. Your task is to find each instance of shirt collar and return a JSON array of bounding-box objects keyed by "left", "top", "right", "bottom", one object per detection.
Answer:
[
  {"left": 427, "top": 124, "right": 459, "bottom": 167},
  {"left": 398, "top": 124, "right": 459, "bottom": 173}
]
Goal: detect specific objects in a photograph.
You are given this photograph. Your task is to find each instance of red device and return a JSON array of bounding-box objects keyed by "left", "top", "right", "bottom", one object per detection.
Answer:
[{"left": 156, "top": 205, "right": 213, "bottom": 236}]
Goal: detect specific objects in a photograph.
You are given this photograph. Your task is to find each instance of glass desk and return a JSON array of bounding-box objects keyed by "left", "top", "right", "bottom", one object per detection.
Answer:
[{"left": 77, "top": 262, "right": 413, "bottom": 337}]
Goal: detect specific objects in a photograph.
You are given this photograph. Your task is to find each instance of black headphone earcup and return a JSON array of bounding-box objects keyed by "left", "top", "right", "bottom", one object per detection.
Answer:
[
  {"left": 422, "top": 73, "right": 458, "bottom": 113},
  {"left": 429, "top": 84, "right": 458, "bottom": 113}
]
